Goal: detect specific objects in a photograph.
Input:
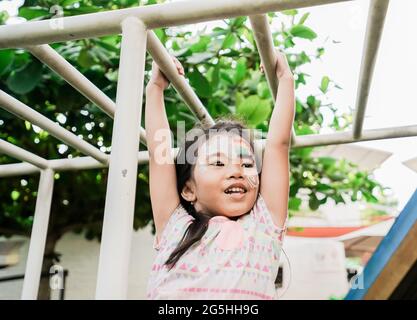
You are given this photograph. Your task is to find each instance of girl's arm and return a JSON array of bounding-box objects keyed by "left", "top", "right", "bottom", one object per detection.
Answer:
[
  {"left": 259, "top": 49, "right": 295, "bottom": 229},
  {"left": 145, "top": 58, "right": 184, "bottom": 242}
]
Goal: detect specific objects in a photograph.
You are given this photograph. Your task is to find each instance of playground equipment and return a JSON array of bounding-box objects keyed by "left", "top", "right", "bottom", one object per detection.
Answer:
[
  {"left": 345, "top": 188, "right": 417, "bottom": 299},
  {"left": 1, "top": 0, "right": 412, "bottom": 300}
]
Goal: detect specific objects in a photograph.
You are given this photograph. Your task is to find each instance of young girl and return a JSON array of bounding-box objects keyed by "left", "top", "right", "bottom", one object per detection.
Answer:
[{"left": 145, "top": 49, "right": 295, "bottom": 300}]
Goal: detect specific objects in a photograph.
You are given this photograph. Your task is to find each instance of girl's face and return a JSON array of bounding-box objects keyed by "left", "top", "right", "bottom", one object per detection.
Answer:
[{"left": 183, "top": 133, "right": 260, "bottom": 218}]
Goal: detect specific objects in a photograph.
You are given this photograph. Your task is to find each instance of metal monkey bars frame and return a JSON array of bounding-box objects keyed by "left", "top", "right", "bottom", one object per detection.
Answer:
[{"left": 0, "top": 0, "right": 398, "bottom": 299}]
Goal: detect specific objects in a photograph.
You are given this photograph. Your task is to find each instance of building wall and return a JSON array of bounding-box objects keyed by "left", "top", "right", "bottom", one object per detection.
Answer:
[
  {"left": 279, "top": 237, "right": 350, "bottom": 300},
  {"left": 0, "top": 225, "right": 158, "bottom": 299}
]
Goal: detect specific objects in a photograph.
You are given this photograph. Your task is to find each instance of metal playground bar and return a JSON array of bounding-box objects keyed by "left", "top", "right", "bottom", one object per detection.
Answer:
[{"left": 0, "top": 0, "right": 397, "bottom": 299}]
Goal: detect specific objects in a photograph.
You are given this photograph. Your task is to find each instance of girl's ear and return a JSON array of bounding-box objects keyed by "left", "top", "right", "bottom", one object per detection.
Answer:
[{"left": 181, "top": 180, "right": 196, "bottom": 202}]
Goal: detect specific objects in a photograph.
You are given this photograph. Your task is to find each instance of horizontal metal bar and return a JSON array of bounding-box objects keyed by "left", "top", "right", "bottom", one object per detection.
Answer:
[
  {"left": 49, "top": 156, "right": 109, "bottom": 171},
  {"left": 25, "top": 44, "right": 148, "bottom": 147},
  {"left": 0, "top": 162, "right": 39, "bottom": 177},
  {"left": 147, "top": 31, "right": 215, "bottom": 128},
  {"left": 293, "top": 125, "right": 417, "bottom": 148},
  {"left": 2, "top": 123, "right": 417, "bottom": 177},
  {"left": 0, "top": 150, "right": 157, "bottom": 177},
  {"left": 0, "top": 89, "right": 109, "bottom": 164},
  {"left": 352, "top": 0, "right": 390, "bottom": 139},
  {"left": 0, "top": 138, "right": 49, "bottom": 169},
  {"left": 249, "top": 14, "right": 297, "bottom": 144},
  {"left": 47, "top": 149, "right": 160, "bottom": 170},
  {"left": 0, "top": 0, "right": 351, "bottom": 49},
  {"left": 0, "top": 270, "right": 68, "bottom": 283}
]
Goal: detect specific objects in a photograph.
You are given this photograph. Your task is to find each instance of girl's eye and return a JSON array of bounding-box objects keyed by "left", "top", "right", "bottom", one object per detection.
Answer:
[
  {"left": 212, "top": 160, "right": 224, "bottom": 166},
  {"left": 243, "top": 163, "right": 254, "bottom": 168}
]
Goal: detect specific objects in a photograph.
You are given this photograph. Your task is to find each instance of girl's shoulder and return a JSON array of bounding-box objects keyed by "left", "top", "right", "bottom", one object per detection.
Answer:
[
  {"left": 248, "top": 192, "right": 288, "bottom": 242},
  {"left": 152, "top": 202, "right": 194, "bottom": 251}
]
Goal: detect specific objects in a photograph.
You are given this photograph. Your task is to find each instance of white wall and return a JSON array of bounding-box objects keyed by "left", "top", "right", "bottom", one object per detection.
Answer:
[
  {"left": 279, "top": 237, "right": 350, "bottom": 300},
  {"left": 0, "top": 225, "right": 158, "bottom": 300}
]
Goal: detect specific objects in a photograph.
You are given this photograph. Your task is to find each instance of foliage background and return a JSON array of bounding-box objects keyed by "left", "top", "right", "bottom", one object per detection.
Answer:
[{"left": 0, "top": 0, "right": 392, "bottom": 298}]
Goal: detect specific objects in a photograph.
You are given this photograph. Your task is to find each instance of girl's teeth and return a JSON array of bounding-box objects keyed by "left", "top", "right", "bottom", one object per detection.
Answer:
[{"left": 226, "top": 187, "right": 245, "bottom": 193}]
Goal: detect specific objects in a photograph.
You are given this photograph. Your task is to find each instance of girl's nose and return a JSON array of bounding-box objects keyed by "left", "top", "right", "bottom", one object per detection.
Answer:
[{"left": 226, "top": 162, "right": 244, "bottom": 178}]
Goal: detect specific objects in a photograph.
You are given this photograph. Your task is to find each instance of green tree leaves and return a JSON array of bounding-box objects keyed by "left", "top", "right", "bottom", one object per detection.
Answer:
[
  {"left": 6, "top": 60, "right": 43, "bottom": 95},
  {"left": 189, "top": 35, "right": 211, "bottom": 53},
  {"left": 189, "top": 68, "right": 212, "bottom": 98},
  {"left": 236, "top": 95, "right": 271, "bottom": 127},
  {"left": 290, "top": 24, "right": 317, "bottom": 40},
  {"left": 289, "top": 197, "right": 302, "bottom": 211},
  {"left": 299, "top": 12, "right": 310, "bottom": 25},
  {"left": 11, "top": 190, "right": 20, "bottom": 201},
  {"left": 0, "top": 50, "right": 14, "bottom": 76},
  {"left": 18, "top": 6, "right": 50, "bottom": 21},
  {"left": 222, "top": 33, "right": 239, "bottom": 49},
  {"left": 77, "top": 48, "right": 96, "bottom": 68},
  {"left": 320, "top": 75, "right": 330, "bottom": 93},
  {"left": 234, "top": 57, "right": 247, "bottom": 84}
]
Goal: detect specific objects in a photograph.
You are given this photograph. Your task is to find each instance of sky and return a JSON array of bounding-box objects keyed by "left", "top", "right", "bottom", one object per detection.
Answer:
[
  {"left": 1, "top": 0, "right": 416, "bottom": 211},
  {"left": 298, "top": 0, "right": 417, "bottom": 211}
]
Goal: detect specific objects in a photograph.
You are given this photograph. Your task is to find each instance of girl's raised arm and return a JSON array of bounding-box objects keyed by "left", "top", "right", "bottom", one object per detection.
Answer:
[
  {"left": 259, "top": 49, "right": 295, "bottom": 230},
  {"left": 145, "top": 57, "right": 184, "bottom": 242}
]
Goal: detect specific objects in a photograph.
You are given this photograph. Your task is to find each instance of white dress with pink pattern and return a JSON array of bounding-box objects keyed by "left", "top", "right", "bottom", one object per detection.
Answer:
[{"left": 146, "top": 193, "right": 287, "bottom": 300}]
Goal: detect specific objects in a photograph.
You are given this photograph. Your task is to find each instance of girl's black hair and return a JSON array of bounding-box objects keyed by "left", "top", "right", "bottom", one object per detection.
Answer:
[{"left": 164, "top": 115, "right": 261, "bottom": 270}]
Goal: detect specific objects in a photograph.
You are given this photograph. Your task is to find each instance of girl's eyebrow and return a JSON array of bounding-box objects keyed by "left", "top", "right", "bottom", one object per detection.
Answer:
[
  {"left": 206, "top": 151, "right": 255, "bottom": 161},
  {"left": 206, "top": 151, "right": 226, "bottom": 159}
]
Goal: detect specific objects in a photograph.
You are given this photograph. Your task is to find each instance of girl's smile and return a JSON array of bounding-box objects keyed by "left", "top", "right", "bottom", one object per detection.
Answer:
[{"left": 183, "top": 133, "right": 259, "bottom": 218}]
